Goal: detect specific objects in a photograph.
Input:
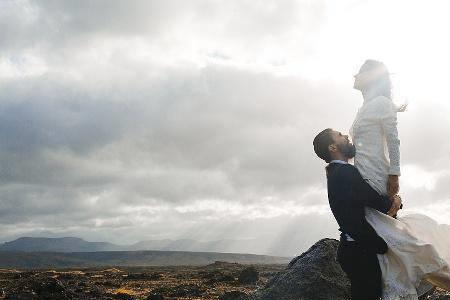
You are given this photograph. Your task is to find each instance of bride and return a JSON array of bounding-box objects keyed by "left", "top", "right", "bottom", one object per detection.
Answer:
[{"left": 351, "top": 59, "right": 450, "bottom": 299}]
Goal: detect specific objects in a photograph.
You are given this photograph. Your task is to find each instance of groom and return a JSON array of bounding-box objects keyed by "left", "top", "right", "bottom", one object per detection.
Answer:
[{"left": 313, "top": 128, "right": 402, "bottom": 300}]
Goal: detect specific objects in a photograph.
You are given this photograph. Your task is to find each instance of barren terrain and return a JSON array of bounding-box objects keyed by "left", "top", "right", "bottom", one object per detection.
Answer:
[{"left": 0, "top": 261, "right": 282, "bottom": 299}]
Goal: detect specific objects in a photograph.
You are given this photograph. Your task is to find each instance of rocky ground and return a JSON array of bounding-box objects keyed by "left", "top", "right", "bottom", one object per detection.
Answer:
[
  {"left": 1, "top": 239, "right": 449, "bottom": 299},
  {"left": 0, "top": 261, "right": 281, "bottom": 300}
]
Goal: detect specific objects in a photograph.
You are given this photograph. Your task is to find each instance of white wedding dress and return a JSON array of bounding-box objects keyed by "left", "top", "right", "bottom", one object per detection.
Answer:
[
  {"left": 365, "top": 207, "right": 450, "bottom": 300},
  {"left": 349, "top": 95, "right": 450, "bottom": 299}
]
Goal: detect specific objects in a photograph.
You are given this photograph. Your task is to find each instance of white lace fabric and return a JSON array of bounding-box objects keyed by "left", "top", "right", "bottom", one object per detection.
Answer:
[
  {"left": 350, "top": 95, "right": 401, "bottom": 196},
  {"left": 365, "top": 207, "right": 450, "bottom": 300}
]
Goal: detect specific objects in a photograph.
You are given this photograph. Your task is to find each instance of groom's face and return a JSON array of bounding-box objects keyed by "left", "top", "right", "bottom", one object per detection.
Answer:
[{"left": 330, "top": 130, "right": 356, "bottom": 159}]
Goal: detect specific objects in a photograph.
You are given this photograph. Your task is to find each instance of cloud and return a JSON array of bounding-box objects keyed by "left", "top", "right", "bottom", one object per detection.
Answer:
[
  {"left": 0, "top": 0, "right": 325, "bottom": 65},
  {"left": 0, "top": 54, "right": 352, "bottom": 246},
  {"left": 1, "top": 0, "right": 450, "bottom": 253},
  {"left": 0, "top": 64, "right": 345, "bottom": 199}
]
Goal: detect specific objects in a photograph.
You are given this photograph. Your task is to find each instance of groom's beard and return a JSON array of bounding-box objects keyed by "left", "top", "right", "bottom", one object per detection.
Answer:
[{"left": 337, "top": 142, "right": 356, "bottom": 159}]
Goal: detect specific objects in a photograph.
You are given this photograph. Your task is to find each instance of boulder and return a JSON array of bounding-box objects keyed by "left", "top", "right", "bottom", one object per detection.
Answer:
[
  {"left": 238, "top": 266, "right": 259, "bottom": 284},
  {"left": 419, "top": 287, "right": 450, "bottom": 300},
  {"left": 201, "top": 270, "right": 235, "bottom": 284},
  {"left": 146, "top": 294, "right": 165, "bottom": 300},
  {"left": 151, "top": 283, "right": 205, "bottom": 298},
  {"left": 219, "top": 290, "right": 252, "bottom": 300},
  {"left": 126, "top": 272, "right": 163, "bottom": 280},
  {"left": 6, "top": 277, "right": 73, "bottom": 300},
  {"left": 146, "top": 293, "right": 178, "bottom": 300},
  {"left": 253, "top": 238, "right": 350, "bottom": 300},
  {"left": 114, "top": 292, "right": 136, "bottom": 300}
]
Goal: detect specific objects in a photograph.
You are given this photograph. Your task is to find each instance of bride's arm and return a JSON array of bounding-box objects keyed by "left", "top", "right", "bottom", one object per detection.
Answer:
[{"left": 378, "top": 97, "right": 401, "bottom": 195}]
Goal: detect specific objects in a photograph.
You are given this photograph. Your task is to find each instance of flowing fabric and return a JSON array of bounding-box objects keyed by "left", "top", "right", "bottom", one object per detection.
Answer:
[{"left": 365, "top": 207, "right": 450, "bottom": 299}]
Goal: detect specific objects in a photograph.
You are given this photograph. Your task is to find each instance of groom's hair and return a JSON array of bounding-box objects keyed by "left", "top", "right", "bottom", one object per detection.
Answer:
[{"left": 313, "top": 128, "right": 334, "bottom": 163}]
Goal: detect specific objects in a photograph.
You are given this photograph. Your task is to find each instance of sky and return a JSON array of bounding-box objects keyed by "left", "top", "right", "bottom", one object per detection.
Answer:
[{"left": 1, "top": 0, "right": 450, "bottom": 256}]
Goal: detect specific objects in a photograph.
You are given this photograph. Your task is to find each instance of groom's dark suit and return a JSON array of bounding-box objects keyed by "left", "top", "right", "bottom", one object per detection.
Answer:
[{"left": 326, "top": 162, "right": 392, "bottom": 300}]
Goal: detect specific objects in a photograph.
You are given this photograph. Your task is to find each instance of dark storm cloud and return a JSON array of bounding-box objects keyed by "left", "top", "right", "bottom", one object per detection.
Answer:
[
  {"left": 0, "top": 0, "right": 324, "bottom": 58},
  {"left": 0, "top": 80, "right": 126, "bottom": 154},
  {"left": 1, "top": 0, "right": 448, "bottom": 248},
  {"left": 0, "top": 77, "right": 130, "bottom": 189},
  {"left": 1, "top": 64, "right": 349, "bottom": 208},
  {"left": 0, "top": 52, "right": 353, "bottom": 247}
]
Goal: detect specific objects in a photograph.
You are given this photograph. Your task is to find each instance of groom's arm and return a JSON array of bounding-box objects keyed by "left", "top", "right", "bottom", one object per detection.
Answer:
[
  {"left": 349, "top": 166, "right": 392, "bottom": 214},
  {"left": 331, "top": 167, "right": 388, "bottom": 254}
]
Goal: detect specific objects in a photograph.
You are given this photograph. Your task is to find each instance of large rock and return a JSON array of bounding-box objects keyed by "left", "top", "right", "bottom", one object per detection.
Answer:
[
  {"left": 151, "top": 283, "right": 205, "bottom": 298},
  {"left": 419, "top": 288, "right": 450, "bottom": 300},
  {"left": 219, "top": 290, "right": 252, "bottom": 300},
  {"left": 238, "top": 266, "right": 259, "bottom": 284},
  {"left": 5, "top": 277, "right": 74, "bottom": 300},
  {"left": 253, "top": 238, "right": 350, "bottom": 300}
]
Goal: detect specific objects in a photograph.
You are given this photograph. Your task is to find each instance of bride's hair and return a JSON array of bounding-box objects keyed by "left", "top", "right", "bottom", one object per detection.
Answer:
[
  {"left": 359, "top": 59, "right": 407, "bottom": 112},
  {"left": 372, "top": 71, "right": 392, "bottom": 100},
  {"left": 359, "top": 59, "right": 392, "bottom": 99}
]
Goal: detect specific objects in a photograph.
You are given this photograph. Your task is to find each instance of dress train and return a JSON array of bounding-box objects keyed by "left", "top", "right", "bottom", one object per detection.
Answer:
[{"left": 365, "top": 207, "right": 450, "bottom": 300}]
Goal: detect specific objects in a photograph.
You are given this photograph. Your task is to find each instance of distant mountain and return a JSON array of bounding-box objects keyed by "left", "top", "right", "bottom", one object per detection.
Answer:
[
  {"left": 0, "top": 237, "right": 122, "bottom": 252},
  {"left": 0, "top": 236, "right": 311, "bottom": 257},
  {"left": 0, "top": 237, "right": 271, "bottom": 255},
  {"left": 0, "top": 250, "right": 290, "bottom": 269}
]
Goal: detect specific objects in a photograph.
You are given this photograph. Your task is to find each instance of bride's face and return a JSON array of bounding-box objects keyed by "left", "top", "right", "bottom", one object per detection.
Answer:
[
  {"left": 353, "top": 67, "right": 388, "bottom": 92},
  {"left": 353, "top": 72, "right": 370, "bottom": 91}
]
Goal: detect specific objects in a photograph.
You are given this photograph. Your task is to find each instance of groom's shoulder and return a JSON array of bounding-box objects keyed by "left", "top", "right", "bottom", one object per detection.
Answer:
[
  {"left": 328, "top": 163, "right": 359, "bottom": 180},
  {"left": 328, "top": 162, "right": 357, "bottom": 171}
]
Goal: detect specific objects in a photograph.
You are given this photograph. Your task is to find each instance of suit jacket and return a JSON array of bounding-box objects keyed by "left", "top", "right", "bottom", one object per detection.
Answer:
[{"left": 326, "top": 162, "right": 392, "bottom": 254}]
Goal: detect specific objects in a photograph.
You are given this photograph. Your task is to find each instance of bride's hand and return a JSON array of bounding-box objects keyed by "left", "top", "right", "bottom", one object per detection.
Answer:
[
  {"left": 387, "top": 194, "right": 402, "bottom": 217},
  {"left": 387, "top": 175, "right": 399, "bottom": 197}
]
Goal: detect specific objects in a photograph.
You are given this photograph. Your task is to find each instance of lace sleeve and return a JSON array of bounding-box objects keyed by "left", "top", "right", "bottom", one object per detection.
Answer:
[{"left": 377, "top": 97, "right": 401, "bottom": 176}]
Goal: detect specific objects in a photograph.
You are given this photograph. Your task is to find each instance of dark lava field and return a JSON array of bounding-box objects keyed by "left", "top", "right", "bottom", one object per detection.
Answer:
[
  {"left": 1, "top": 260, "right": 449, "bottom": 300},
  {"left": 0, "top": 261, "right": 282, "bottom": 300}
]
